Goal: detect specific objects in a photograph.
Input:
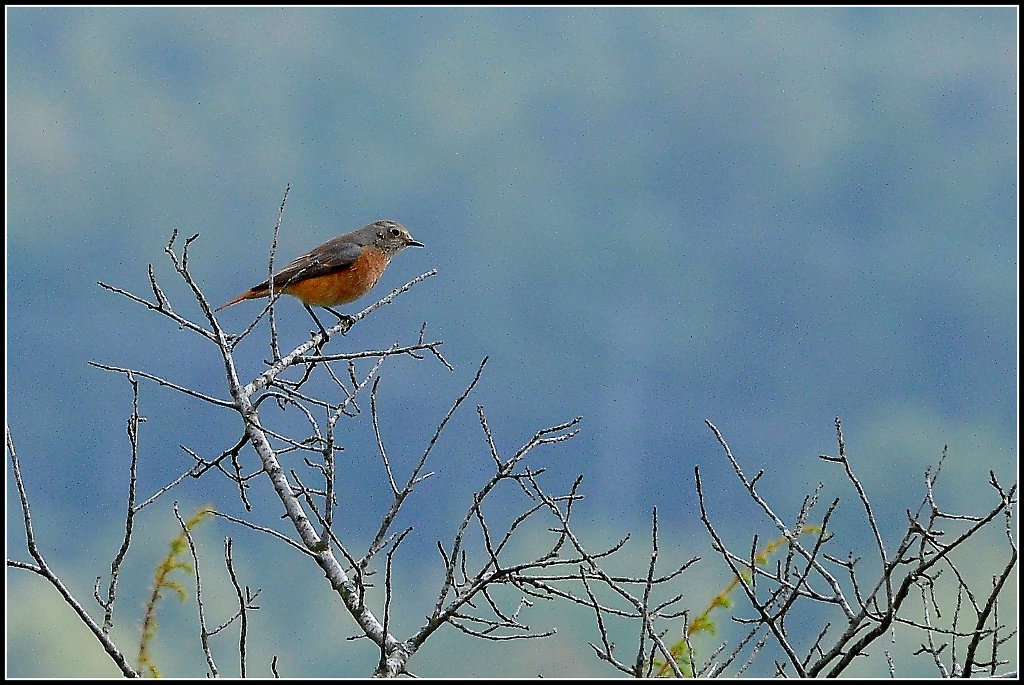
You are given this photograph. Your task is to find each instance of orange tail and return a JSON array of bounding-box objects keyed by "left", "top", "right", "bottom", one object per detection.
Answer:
[{"left": 214, "top": 288, "right": 266, "bottom": 312}]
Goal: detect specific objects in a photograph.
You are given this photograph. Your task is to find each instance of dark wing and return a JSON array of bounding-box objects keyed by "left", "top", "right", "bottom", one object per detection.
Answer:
[{"left": 258, "top": 238, "right": 365, "bottom": 290}]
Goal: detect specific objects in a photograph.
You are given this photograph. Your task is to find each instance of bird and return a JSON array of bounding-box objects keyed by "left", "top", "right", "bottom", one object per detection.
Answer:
[{"left": 216, "top": 219, "right": 423, "bottom": 336}]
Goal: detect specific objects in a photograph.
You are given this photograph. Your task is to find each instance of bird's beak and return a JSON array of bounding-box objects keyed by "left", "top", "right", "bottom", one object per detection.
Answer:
[{"left": 408, "top": 239, "right": 425, "bottom": 248}]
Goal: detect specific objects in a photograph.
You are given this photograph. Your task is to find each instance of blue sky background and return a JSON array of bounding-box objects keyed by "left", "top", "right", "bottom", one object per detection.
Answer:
[{"left": 7, "top": 7, "right": 1017, "bottom": 677}]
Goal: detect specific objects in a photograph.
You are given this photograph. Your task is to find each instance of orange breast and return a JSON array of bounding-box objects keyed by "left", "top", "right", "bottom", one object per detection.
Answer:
[{"left": 282, "top": 248, "right": 389, "bottom": 307}]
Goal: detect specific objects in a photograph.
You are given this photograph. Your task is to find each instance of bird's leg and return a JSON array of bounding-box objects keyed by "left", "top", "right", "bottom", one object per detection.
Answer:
[
  {"left": 324, "top": 306, "right": 355, "bottom": 334},
  {"left": 304, "top": 304, "right": 331, "bottom": 347}
]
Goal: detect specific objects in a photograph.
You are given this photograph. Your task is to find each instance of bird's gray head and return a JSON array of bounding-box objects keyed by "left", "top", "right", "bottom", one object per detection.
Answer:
[{"left": 371, "top": 220, "right": 423, "bottom": 256}]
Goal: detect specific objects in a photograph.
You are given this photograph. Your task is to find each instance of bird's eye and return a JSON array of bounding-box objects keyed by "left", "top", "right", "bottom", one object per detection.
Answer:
[{"left": 389, "top": 227, "right": 402, "bottom": 238}]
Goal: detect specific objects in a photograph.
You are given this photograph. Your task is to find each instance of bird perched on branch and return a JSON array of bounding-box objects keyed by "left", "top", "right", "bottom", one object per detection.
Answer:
[{"left": 216, "top": 219, "right": 423, "bottom": 335}]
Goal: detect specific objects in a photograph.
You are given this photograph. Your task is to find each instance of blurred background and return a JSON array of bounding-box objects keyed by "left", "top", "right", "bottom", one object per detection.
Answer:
[{"left": 7, "top": 7, "right": 1016, "bottom": 677}]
